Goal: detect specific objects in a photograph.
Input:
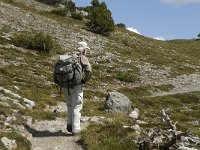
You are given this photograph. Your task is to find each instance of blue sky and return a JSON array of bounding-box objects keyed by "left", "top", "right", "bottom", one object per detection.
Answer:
[{"left": 75, "top": 0, "right": 200, "bottom": 40}]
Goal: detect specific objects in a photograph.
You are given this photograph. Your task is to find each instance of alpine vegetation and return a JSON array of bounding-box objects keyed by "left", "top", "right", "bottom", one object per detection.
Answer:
[
  {"left": 12, "top": 32, "right": 54, "bottom": 53},
  {"left": 0, "top": 0, "right": 200, "bottom": 150}
]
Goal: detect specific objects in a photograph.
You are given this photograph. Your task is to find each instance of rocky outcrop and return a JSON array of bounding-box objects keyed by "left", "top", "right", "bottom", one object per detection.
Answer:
[{"left": 0, "top": 86, "right": 35, "bottom": 109}]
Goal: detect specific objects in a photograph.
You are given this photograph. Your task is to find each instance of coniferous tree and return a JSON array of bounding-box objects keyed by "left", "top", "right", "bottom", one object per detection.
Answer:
[
  {"left": 198, "top": 33, "right": 200, "bottom": 39},
  {"left": 91, "top": 0, "right": 100, "bottom": 7},
  {"left": 86, "top": 0, "right": 115, "bottom": 35},
  {"left": 64, "top": 0, "right": 76, "bottom": 12},
  {"left": 100, "top": 2, "right": 107, "bottom": 9},
  {"left": 116, "top": 23, "right": 126, "bottom": 28}
]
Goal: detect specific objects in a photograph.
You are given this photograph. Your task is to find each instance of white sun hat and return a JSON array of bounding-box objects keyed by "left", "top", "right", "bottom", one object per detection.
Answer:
[{"left": 78, "top": 41, "right": 90, "bottom": 50}]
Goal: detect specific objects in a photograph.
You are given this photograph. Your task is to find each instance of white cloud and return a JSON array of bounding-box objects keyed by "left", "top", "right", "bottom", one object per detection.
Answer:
[
  {"left": 161, "top": 0, "right": 200, "bottom": 5},
  {"left": 126, "top": 27, "right": 141, "bottom": 35},
  {"left": 154, "top": 37, "right": 166, "bottom": 41}
]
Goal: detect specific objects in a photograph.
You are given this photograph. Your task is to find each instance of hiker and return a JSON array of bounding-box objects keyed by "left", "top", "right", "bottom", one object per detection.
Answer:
[{"left": 63, "top": 41, "right": 92, "bottom": 135}]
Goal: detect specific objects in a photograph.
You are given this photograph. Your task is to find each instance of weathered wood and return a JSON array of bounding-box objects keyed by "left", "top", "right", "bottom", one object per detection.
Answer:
[
  {"left": 138, "top": 109, "right": 200, "bottom": 150},
  {"left": 160, "top": 109, "right": 200, "bottom": 149}
]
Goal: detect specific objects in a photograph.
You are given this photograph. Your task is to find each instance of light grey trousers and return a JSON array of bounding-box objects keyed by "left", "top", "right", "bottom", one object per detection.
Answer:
[{"left": 63, "top": 84, "right": 83, "bottom": 133}]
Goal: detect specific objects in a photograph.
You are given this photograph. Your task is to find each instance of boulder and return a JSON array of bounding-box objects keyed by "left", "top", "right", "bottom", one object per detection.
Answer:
[{"left": 104, "top": 92, "right": 131, "bottom": 114}]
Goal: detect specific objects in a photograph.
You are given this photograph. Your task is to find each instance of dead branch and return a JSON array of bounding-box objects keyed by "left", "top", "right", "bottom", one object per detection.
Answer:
[
  {"left": 138, "top": 109, "right": 200, "bottom": 150},
  {"left": 160, "top": 109, "right": 177, "bottom": 133},
  {"left": 160, "top": 109, "right": 200, "bottom": 149}
]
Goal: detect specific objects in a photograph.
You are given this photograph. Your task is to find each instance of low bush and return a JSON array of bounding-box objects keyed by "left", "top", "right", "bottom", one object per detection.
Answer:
[
  {"left": 154, "top": 84, "right": 175, "bottom": 92},
  {"left": 51, "top": 8, "right": 66, "bottom": 16},
  {"left": 36, "top": 0, "right": 62, "bottom": 5},
  {"left": 64, "top": 1, "right": 76, "bottom": 12},
  {"left": 117, "top": 70, "right": 139, "bottom": 82},
  {"left": 116, "top": 23, "right": 126, "bottom": 28},
  {"left": 71, "top": 13, "right": 83, "bottom": 20},
  {"left": 12, "top": 32, "right": 54, "bottom": 53},
  {"left": 81, "top": 122, "right": 137, "bottom": 150}
]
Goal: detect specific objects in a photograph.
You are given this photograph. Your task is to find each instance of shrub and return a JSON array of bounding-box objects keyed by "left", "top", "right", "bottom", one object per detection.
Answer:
[
  {"left": 82, "top": 123, "right": 137, "bottom": 150},
  {"left": 154, "top": 84, "right": 175, "bottom": 92},
  {"left": 12, "top": 32, "right": 54, "bottom": 53},
  {"left": 71, "top": 13, "right": 83, "bottom": 20},
  {"left": 117, "top": 23, "right": 126, "bottom": 28},
  {"left": 64, "top": 1, "right": 76, "bottom": 12},
  {"left": 117, "top": 70, "right": 139, "bottom": 82},
  {"left": 86, "top": 0, "right": 115, "bottom": 35},
  {"left": 198, "top": 33, "right": 200, "bottom": 39},
  {"left": 91, "top": 0, "right": 100, "bottom": 7},
  {"left": 36, "top": 0, "right": 62, "bottom": 5},
  {"left": 51, "top": 8, "right": 66, "bottom": 16}
]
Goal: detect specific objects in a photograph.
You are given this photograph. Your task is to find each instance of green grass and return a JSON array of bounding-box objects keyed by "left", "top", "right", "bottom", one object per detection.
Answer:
[
  {"left": 119, "top": 86, "right": 151, "bottom": 97},
  {"left": 82, "top": 100, "right": 105, "bottom": 116},
  {"left": 81, "top": 123, "right": 137, "bottom": 150},
  {"left": 0, "top": 130, "right": 31, "bottom": 150},
  {"left": 107, "top": 28, "right": 200, "bottom": 77},
  {"left": 153, "top": 84, "right": 175, "bottom": 92},
  {"left": 51, "top": 8, "right": 66, "bottom": 16},
  {"left": 116, "top": 70, "right": 139, "bottom": 82},
  {"left": 0, "top": 103, "right": 13, "bottom": 118},
  {"left": 84, "top": 90, "right": 106, "bottom": 100},
  {"left": 11, "top": 31, "right": 57, "bottom": 54},
  {"left": 19, "top": 109, "right": 55, "bottom": 122},
  {"left": 0, "top": 46, "right": 59, "bottom": 122},
  {"left": 81, "top": 91, "right": 200, "bottom": 149},
  {"left": 0, "top": 36, "right": 11, "bottom": 45}
]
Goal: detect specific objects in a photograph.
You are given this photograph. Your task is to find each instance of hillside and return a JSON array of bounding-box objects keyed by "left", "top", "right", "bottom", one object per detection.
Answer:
[{"left": 0, "top": 0, "right": 200, "bottom": 149}]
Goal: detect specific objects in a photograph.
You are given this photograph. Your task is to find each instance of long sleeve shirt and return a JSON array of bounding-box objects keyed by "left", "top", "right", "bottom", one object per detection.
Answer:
[{"left": 80, "top": 55, "right": 92, "bottom": 83}]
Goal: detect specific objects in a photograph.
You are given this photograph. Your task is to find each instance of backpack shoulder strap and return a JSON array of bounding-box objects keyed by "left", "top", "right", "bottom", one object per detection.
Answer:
[
  {"left": 77, "top": 55, "right": 83, "bottom": 65},
  {"left": 77, "top": 55, "right": 84, "bottom": 74}
]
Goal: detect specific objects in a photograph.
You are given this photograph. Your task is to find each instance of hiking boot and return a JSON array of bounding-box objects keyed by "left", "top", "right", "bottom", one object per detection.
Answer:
[{"left": 67, "top": 124, "right": 72, "bottom": 132}]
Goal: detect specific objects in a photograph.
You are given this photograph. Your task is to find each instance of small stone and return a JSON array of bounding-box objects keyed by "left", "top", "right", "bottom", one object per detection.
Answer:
[
  {"left": 191, "top": 121, "right": 199, "bottom": 125},
  {"left": 81, "top": 116, "right": 90, "bottom": 122},
  {"left": 136, "top": 120, "right": 147, "bottom": 125},
  {"left": 129, "top": 108, "right": 140, "bottom": 119},
  {"left": 153, "top": 136, "right": 163, "bottom": 144},
  {"left": 1, "top": 137, "right": 17, "bottom": 150},
  {"left": 13, "top": 86, "right": 20, "bottom": 91},
  {"left": 90, "top": 116, "right": 101, "bottom": 123},
  {"left": 23, "top": 98, "right": 35, "bottom": 109},
  {"left": 22, "top": 116, "right": 32, "bottom": 126},
  {"left": 131, "top": 124, "right": 141, "bottom": 132}
]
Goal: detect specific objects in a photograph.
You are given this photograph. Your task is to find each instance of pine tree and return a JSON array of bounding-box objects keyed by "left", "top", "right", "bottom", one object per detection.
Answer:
[
  {"left": 91, "top": 0, "right": 100, "bottom": 7},
  {"left": 198, "top": 33, "right": 200, "bottom": 39},
  {"left": 86, "top": 0, "right": 115, "bottom": 35}
]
